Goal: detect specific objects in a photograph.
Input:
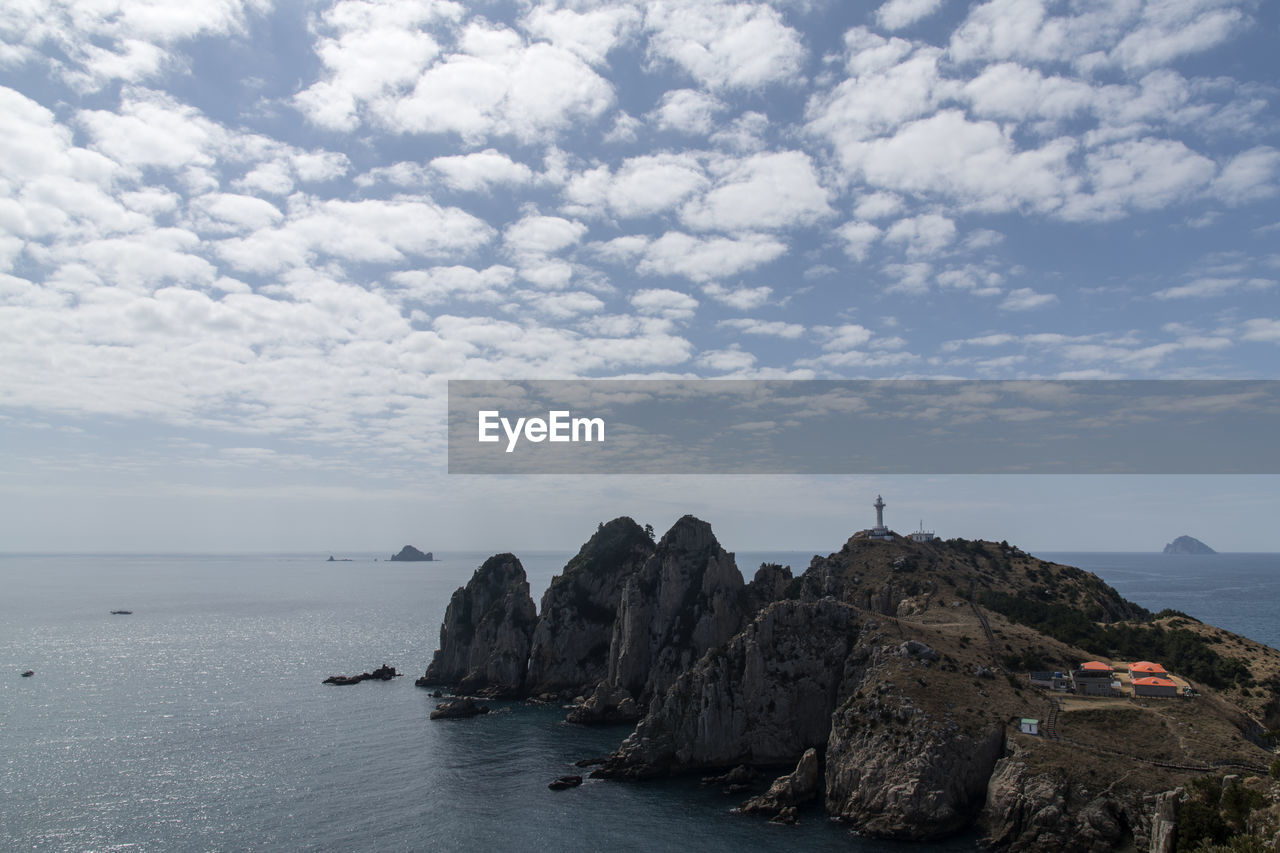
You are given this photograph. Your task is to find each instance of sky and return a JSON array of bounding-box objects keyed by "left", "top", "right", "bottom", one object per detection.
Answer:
[{"left": 1, "top": 0, "right": 1278, "bottom": 554}]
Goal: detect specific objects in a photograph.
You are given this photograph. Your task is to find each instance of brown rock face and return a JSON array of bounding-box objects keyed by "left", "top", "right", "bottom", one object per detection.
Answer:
[
  {"left": 978, "top": 743, "right": 1150, "bottom": 853},
  {"left": 823, "top": 680, "right": 1006, "bottom": 840},
  {"left": 421, "top": 553, "right": 536, "bottom": 697},
  {"left": 527, "top": 517, "right": 655, "bottom": 697},
  {"left": 605, "top": 515, "right": 746, "bottom": 706}
]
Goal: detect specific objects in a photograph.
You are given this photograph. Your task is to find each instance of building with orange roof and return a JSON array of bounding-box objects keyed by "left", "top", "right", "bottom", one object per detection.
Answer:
[
  {"left": 1072, "top": 661, "right": 1116, "bottom": 696},
  {"left": 1129, "top": 661, "right": 1169, "bottom": 676},
  {"left": 1080, "top": 661, "right": 1112, "bottom": 672},
  {"left": 1133, "top": 676, "right": 1178, "bottom": 698}
]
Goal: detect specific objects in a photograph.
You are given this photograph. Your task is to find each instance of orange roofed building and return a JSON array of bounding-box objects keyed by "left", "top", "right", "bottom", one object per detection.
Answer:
[
  {"left": 1133, "top": 676, "right": 1178, "bottom": 698},
  {"left": 1080, "top": 661, "right": 1112, "bottom": 672},
  {"left": 1129, "top": 661, "right": 1169, "bottom": 676}
]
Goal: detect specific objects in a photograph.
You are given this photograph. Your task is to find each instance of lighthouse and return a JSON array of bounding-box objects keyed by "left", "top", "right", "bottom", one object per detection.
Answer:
[{"left": 869, "top": 495, "right": 892, "bottom": 540}]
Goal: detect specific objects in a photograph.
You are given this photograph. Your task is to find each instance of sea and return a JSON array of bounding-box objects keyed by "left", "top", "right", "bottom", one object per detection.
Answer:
[{"left": 2, "top": 549, "right": 1277, "bottom": 852}]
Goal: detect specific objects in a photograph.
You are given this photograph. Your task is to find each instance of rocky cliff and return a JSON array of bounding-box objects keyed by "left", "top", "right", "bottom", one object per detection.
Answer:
[
  {"left": 604, "top": 515, "right": 746, "bottom": 707},
  {"left": 526, "top": 517, "right": 654, "bottom": 697},
  {"left": 597, "top": 599, "right": 861, "bottom": 776},
  {"left": 420, "top": 553, "right": 536, "bottom": 697}
]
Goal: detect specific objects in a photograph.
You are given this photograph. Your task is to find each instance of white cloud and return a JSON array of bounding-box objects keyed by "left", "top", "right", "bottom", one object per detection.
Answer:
[
  {"left": 504, "top": 214, "right": 587, "bottom": 256},
  {"left": 875, "top": 0, "right": 945, "bottom": 31},
  {"left": 1240, "top": 319, "right": 1280, "bottom": 343},
  {"left": 637, "top": 231, "right": 787, "bottom": 282},
  {"left": 567, "top": 154, "right": 708, "bottom": 220},
  {"left": 883, "top": 213, "right": 956, "bottom": 257},
  {"left": 853, "top": 192, "right": 904, "bottom": 220},
  {"left": 521, "top": 4, "right": 641, "bottom": 67},
  {"left": 681, "top": 150, "right": 833, "bottom": 232},
  {"left": 999, "top": 287, "right": 1058, "bottom": 311},
  {"left": 817, "top": 323, "right": 874, "bottom": 350},
  {"left": 1212, "top": 147, "right": 1280, "bottom": 205},
  {"left": 1153, "top": 277, "right": 1274, "bottom": 300},
  {"left": 217, "top": 197, "right": 494, "bottom": 274},
  {"left": 650, "top": 88, "right": 726, "bottom": 135},
  {"left": 391, "top": 265, "right": 515, "bottom": 304},
  {"left": 835, "top": 221, "right": 881, "bottom": 261},
  {"left": 703, "top": 283, "right": 772, "bottom": 311},
  {"left": 521, "top": 289, "right": 606, "bottom": 319},
  {"left": 631, "top": 287, "right": 699, "bottom": 321},
  {"left": 430, "top": 149, "right": 535, "bottom": 193},
  {"left": 697, "top": 344, "right": 757, "bottom": 373},
  {"left": 719, "top": 318, "right": 805, "bottom": 338},
  {"left": 645, "top": 1, "right": 806, "bottom": 91}
]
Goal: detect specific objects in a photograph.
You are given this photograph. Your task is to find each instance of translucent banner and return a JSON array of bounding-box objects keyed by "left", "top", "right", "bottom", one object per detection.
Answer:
[{"left": 447, "top": 380, "right": 1280, "bottom": 474}]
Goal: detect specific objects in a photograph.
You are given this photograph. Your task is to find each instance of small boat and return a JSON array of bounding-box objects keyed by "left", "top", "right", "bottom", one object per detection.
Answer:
[
  {"left": 21, "top": 670, "right": 34, "bottom": 677},
  {"left": 110, "top": 610, "right": 133, "bottom": 615}
]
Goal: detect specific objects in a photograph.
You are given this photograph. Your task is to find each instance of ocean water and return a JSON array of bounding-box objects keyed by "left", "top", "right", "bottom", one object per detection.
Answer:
[{"left": 1, "top": 549, "right": 1274, "bottom": 852}]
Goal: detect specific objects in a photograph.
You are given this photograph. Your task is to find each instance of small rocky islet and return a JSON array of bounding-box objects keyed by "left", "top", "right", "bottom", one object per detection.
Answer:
[{"left": 414, "top": 514, "right": 1280, "bottom": 851}]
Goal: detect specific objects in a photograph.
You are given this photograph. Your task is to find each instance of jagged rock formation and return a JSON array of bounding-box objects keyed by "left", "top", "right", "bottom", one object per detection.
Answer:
[
  {"left": 391, "top": 545, "right": 434, "bottom": 561},
  {"left": 565, "top": 682, "right": 641, "bottom": 724},
  {"left": 430, "top": 696, "right": 489, "bottom": 719},
  {"left": 979, "top": 742, "right": 1151, "bottom": 852},
  {"left": 1163, "top": 535, "right": 1215, "bottom": 555},
  {"left": 527, "top": 517, "right": 654, "bottom": 697},
  {"left": 744, "top": 562, "right": 793, "bottom": 616},
  {"left": 420, "top": 553, "right": 536, "bottom": 697},
  {"left": 740, "top": 747, "right": 821, "bottom": 815},
  {"left": 597, "top": 600, "right": 860, "bottom": 775},
  {"left": 605, "top": 515, "right": 746, "bottom": 707}
]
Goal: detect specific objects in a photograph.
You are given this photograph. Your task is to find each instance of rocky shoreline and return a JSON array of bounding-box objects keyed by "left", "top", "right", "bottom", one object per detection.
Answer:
[{"left": 415, "top": 515, "right": 1280, "bottom": 850}]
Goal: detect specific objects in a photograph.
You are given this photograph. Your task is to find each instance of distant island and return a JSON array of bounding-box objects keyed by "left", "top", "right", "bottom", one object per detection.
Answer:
[
  {"left": 1163, "top": 535, "right": 1216, "bottom": 554},
  {"left": 390, "top": 545, "right": 435, "bottom": 562},
  {"left": 326, "top": 556, "right": 353, "bottom": 562}
]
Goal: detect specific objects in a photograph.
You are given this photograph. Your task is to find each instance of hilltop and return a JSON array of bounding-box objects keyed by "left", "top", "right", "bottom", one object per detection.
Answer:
[{"left": 418, "top": 518, "right": 1280, "bottom": 851}]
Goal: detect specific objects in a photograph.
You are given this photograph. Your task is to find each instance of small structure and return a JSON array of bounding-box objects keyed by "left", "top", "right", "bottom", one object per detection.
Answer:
[
  {"left": 909, "top": 520, "right": 935, "bottom": 543},
  {"left": 1072, "top": 663, "right": 1114, "bottom": 696},
  {"left": 1029, "top": 671, "right": 1070, "bottom": 691},
  {"left": 1019, "top": 718, "right": 1040, "bottom": 735},
  {"left": 1133, "top": 676, "right": 1178, "bottom": 698},
  {"left": 868, "top": 495, "right": 893, "bottom": 540}
]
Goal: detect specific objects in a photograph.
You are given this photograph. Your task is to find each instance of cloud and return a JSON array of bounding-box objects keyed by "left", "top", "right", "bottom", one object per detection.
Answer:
[
  {"left": 836, "top": 221, "right": 882, "bottom": 261},
  {"left": 703, "top": 283, "right": 772, "bottom": 310},
  {"left": 520, "top": 4, "right": 642, "bottom": 67},
  {"left": 697, "top": 344, "right": 756, "bottom": 372},
  {"left": 718, "top": 318, "right": 805, "bottom": 338},
  {"left": 644, "top": 1, "right": 807, "bottom": 91},
  {"left": 875, "top": 0, "right": 945, "bottom": 31},
  {"left": 817, "top": 323, "right": 874, "bottom": 350},
  {"left": 998, "top": 287, "right": 1058, "bottom": 311},
  {"left": 636, "top": 232, "right": 788, "bottom": 282},
  {"left": 650, "top": 88, "right": 726, "bottom": 135},
  {"left": 1240, "top": 319, "right": 1280, "bottom": 343},
  {"left": 217, "top": 197, "right": 494, "bottom": 274},
  {"left": 564, "top": 153, "right": 708, "bottom": 219},
  {"left": 299, "top": 14, "right": 615, "bottom": 143},
  {"left": 429, "top": 149, "right": 535, "bottom": 193},
  {"left": 883, "top": 213, "right": 956, "bottom": 257},
  {"left": 390, "top": 265, "right": 516, "bottom": 304},
  {"left": 1153, "top": 277, "right": 1274, "bottom": 300},
  {"left": 680, "top": 150, "right": 833, "bottom": 232},
  {"left": 630, "top": 287, "right": 699, "bottom": 321}
]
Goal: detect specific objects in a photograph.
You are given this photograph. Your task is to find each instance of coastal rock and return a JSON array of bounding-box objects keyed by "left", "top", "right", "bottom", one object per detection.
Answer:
[
  {"left": 824, "top": 689, "right": 1005, "bottom": 841},
  {"left": 547, "top": 775, "right": 583, "bottom": 790},
  {"left": 1162, "top": 536, "right": 1215, "bottom": 555},
  {"left": 978, "top": 746, "right": 1150, "bottom": 853},
  {"left": 421, "top": 553, "right": 537, "bottom": 697},
  {"left": 391, "top": 545, "right": 434, "bottom": 561},
  {"left": 429, "top": 696, "right": 489, "bottom": 720},
  {"left": 323, "top": 664, "right": 400, "bottom": 685},
  {"left": 605, "top": 515, "right": 746, "bottom": 707},
  {"left": 597, "top": 600, "right": 860, "bottom": 777},
  {"left": 741, "top": 748, "right": 821, "bottom": 814},
  {"left": 1148, "top": 787, "right": 1181, "bottom": 853},
  {"left": 527, "top": 518, "right": 655, "bottom": 697},
  {"left": 565, "top": 682, "right": 640, "bottom": 725}
]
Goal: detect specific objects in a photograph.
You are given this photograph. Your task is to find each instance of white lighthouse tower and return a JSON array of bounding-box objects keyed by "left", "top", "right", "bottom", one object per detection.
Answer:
[{"left": 869, "top": 495, "right": 892, "bottom": 540}]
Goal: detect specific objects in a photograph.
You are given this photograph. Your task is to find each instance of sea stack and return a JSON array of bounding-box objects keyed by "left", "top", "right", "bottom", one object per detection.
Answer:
[
  {"left": 419, "top": 553, "right": 536, "bottom": 697},
  {"left": 1162, "top": 535, "right": 1216, "bottom": 554},
  {"left": 527, "top": 517, "right": 655, "bottom": 698}
]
